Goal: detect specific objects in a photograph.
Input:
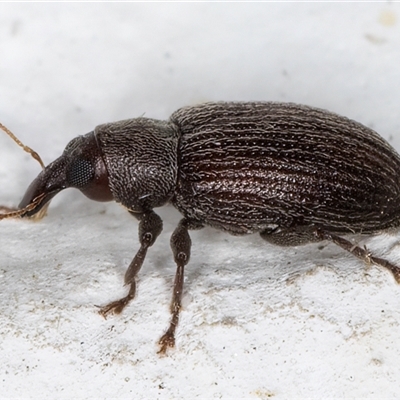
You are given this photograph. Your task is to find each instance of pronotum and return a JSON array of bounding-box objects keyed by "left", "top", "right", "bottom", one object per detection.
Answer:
[{"left": 1, "top": 101, "right": 400, "bottom": 353}]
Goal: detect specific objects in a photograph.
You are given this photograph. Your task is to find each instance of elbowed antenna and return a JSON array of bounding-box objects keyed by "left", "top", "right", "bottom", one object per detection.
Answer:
[
  {"left": 0, "top": 123, "right": 48, "bottom": 220},
  {"left": 0, "top": 155, "right": 68, "bottom": 220},
  {"left": 0, "top": 123, "right": 45, "bottom": 170},
  {"left": 0, "top": 193, "right": 48, "bottom": 220}
]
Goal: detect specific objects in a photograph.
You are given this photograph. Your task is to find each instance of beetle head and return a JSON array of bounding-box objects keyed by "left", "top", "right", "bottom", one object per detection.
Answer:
[{"left": 18, "top": 132, "right": 113, "bottom": 218}]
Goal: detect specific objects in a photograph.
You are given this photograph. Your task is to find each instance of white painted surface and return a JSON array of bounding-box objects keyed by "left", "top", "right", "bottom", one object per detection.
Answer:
[{"left": 1, "top": 3, "right": 400, "bottom": 399}]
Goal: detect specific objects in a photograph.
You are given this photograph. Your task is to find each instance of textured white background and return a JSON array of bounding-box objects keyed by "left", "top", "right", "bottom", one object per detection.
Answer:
[{"left": 1, "top": 3, "right": 400, "bottom": 399}]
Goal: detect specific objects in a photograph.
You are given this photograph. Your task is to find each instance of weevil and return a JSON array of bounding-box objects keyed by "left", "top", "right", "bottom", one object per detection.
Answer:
[{"left": 2, "top": 101, "right": 400, "bottom": 353}]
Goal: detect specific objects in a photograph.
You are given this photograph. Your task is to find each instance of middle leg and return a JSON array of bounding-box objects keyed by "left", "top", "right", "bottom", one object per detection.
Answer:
[{"left": 158, "top": 219, "right": 203, "bottom": 354}]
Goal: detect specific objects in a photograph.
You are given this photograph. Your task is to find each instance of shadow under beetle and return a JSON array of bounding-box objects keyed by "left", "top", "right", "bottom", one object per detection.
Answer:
[{"left": 2, "top": 101, "right": 400, "bottom": 353}]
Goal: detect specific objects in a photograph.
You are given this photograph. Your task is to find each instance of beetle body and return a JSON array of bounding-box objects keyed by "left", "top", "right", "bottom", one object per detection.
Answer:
[
  {"left": 171, "top": 102, "right": 400, "bottom": 236},
  {"left": 5, "top": 101, "right": 400, "bottom": 353}
]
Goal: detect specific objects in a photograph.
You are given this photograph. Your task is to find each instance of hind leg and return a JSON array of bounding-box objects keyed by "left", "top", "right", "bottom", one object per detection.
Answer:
[
  {"left": 314, "top": 229, "right": 400, "bottom": 284},
  {"left": 261, "top": 226, "right": 400, "bottom": 283}
]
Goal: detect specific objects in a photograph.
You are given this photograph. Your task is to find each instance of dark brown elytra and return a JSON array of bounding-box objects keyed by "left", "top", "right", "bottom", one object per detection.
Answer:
[{"left": 2, "top": 101, "right": 400, "bottom": 354}]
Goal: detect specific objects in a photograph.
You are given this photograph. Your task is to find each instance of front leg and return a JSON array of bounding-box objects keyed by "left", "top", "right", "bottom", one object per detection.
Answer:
[
  {"left": 158, "top": 219, "right": 203, "bottom": 354},
  {"left": 99, "top": 210, "right": 163, "bottom": 317}
]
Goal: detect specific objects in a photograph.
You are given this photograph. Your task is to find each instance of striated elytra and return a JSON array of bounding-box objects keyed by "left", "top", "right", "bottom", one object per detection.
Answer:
[{"left": 6, "top": 102, "right": 400, "bottom": 353}]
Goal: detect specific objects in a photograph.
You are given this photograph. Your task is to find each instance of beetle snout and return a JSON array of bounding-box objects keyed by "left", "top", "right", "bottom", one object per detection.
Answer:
[
  {"left": 18, "top": 156, "right": 67, "bottom": 218},
  {"left": 18, "top": 132, "right": 114, "bottom": 219}
]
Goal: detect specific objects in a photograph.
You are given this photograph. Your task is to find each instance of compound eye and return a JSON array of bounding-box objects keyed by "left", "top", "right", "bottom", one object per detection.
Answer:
[{"left": 66, "top": 159, "right": 94, "bottom": 188}]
